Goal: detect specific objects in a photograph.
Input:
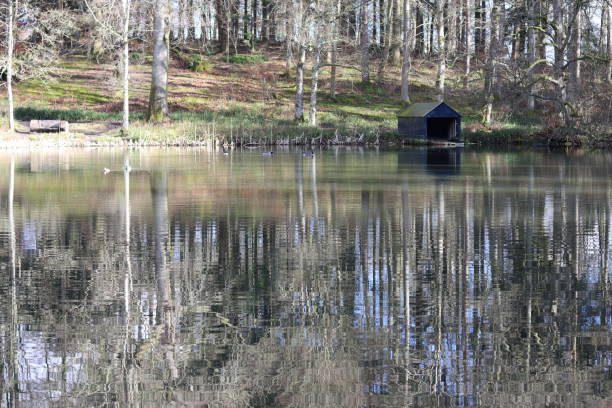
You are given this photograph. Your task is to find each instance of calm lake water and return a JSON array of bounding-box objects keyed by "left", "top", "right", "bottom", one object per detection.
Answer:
[{"left": 0, "top": 148, "right": 610, "bottom": 408}]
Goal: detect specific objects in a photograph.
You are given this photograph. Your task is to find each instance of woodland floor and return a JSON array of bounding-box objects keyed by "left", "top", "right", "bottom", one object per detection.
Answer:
[{"left": 0, "top": 44, "right": 546, "bottom": 147}]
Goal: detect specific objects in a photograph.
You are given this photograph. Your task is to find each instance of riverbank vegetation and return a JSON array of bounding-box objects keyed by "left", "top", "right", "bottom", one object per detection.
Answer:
[{"left": 0, "top": 0, "right": 611, "bottom": 146}]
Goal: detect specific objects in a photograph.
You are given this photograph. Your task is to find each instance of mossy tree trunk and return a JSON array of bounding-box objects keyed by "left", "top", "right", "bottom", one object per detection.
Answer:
[{"left": 147, "top": 0, "right": 170, "bottom": 123}]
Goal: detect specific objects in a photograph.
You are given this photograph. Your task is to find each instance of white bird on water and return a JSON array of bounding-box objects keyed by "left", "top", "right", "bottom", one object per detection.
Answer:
[{"left": 104, "top": 163, "right": 132, "bottom": 174}]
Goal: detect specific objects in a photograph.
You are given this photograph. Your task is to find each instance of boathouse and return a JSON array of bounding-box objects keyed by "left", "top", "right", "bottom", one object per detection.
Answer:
[{"left": 398, "top": 102, "right": 462, "bottom": 141}]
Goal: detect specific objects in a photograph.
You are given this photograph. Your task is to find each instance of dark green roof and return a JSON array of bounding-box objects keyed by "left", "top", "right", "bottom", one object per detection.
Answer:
[{"left": 397, "top": 102, "right": 445, "bottom": 117}]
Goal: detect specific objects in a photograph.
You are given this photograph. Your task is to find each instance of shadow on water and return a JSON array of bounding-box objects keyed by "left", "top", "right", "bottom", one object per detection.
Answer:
[{"left": 398, "top": 147, "right": 462, "bottom": 178}]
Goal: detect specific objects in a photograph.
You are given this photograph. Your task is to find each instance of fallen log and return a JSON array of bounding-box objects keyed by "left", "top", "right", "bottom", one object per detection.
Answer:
[{"left": 29, "top": 120, "right": 69, "bottom": 133}]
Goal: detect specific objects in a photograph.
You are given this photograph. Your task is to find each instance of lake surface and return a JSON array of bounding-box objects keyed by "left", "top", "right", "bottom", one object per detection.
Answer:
[{"left": 0, "top": 148, "right": 610, "bottom": 407}]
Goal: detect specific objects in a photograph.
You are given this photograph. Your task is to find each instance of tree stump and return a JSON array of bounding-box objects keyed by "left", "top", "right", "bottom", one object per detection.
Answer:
[{"left": 29, "top": 120, "right": 69, "bottom": 133}]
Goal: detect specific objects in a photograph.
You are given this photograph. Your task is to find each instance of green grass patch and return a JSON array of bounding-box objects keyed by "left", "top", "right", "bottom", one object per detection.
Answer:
[
  {"left": 19, "top": 79, "right": 110, "bottom": 105},
  {"left": 15, "top": 106, "right": 144, "bottom": 121}
]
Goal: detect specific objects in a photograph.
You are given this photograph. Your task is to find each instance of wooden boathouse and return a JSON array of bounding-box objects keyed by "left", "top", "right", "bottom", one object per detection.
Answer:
[{"left": 398, "top": 102, "right": 462, "bottom": 142}]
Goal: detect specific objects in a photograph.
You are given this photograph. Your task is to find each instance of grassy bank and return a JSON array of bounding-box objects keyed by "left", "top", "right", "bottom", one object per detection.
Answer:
[{"left": 0, "top": 47, "right": 549, "bottom": 147}]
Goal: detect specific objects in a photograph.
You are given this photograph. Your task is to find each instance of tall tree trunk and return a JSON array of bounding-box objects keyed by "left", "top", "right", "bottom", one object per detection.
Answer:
[
  {"left": 348, "top": 2, "right": 357, "bottom": 41},
  {"left": 607, "top": 2, "right": 612, "bottom": 82},
  {"left": 122, "top": 0, "right": 132, "bottom": 131},
  {"left": 475, "top": 0, "right": 484, "bottom": 56},
  {"left": 483, "top": 0, "right": 499, "bottom": 125},
  {"left": 147, "top": 0, "right": 170, "bottom": 122},
  {"left": 373, "top": 0, "right": 378, "bottom": 42},
  {"left": 568, "top": 9, "right": 581, "bottom": 99},
  {"left": 436, "top": 0, "right": 447, "bottom": 100},
  {"left": 448, "top": 0, "right": 457, "bottom": 56},
  {"left": 6, "top": 0, "right": 15, "bottom": 130},
  {"left": 262, "top": 0, "right": 270, "bottom": 41},
  {"left": 537, "top": 0, "right": 546, "bottom": 62},
  {"left": 244, "top": 0, "right": 249, "bottom": 39},
  {"left": 400, "top": 0, "right": 412, "bottom": 102},
  {"left": 251, "top": 0, "right": 257, "bottom": 50},
  {"left": 552, "top": 0, "right": 570, "bottom": 125},
  {"left": 464, "top": 0, "right": 474, "bottom": 88},
  {"left": 390, "top": 0, "right": 402, "bottom": 64},
  {"left": 429, "top": 11, "right": 435, "bottom": 56},
  {"left": 309, "top": 44, "right": 322, "bottom": 126},
  {"left": 377, "top": 0, "right": 392, "bottom": 84},
  {"left": 216, "top": 0, "right": 230, "bottom": 56},
  {"left": 331, "top": 0, "right": 341, "bottom": 99},
  {"left": 527, "top": 0, "right": 536, "bottom": 110},
  {"left": 295, "top": 45, "right": 306, "bottom": 121},
  {"left": 484, "top": 0, "right": 491, "bottom": 57},
  {"left": 360, "top": 0, "right": 370, "bottom": 82},
  {"left": 415, "top": 5, "right": 424, "bottom": 55}
]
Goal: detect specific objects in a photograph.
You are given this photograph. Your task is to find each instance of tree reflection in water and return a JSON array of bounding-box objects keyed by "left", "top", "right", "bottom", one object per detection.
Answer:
[{"left": 0, "top": 149, "right": 610, "bottom": 407}]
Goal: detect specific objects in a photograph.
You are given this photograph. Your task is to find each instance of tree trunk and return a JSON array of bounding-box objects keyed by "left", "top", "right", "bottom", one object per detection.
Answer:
[
  {"left": 400, "top": 0, "right": 412, "bottom": 102},
  {"left": 285, "top": 4, "right": 294, "bottom": 75},
  {"left": 331, "top": 0, "right": 341, "bottom": 99},
  {"left": 377, "top": 0, "right": 392, "bottom": 84},
  {"left": 390, "top": 0, "right": 402, "bottom": 64},
  {"left": 537, "top": 0, "right": 546, "bottom": 62},
  {"left": 436, "top": 0, "right": 447, "bottom": 101},
  {"left": 607, "top": 2, "right": 612, "bottom": 82},
  {"left": 6, "top": 0, "right": 15, "bottom": 130},
  {"left": 429, "top": 11, "right": 435, "bottom": 56},
  {"left": 552, "top": 0, "right": 570, "bottom": 126},
  {"left": 122, "top": 0, "right": 132, "bottom": 131},
  {"left": 484, "top": 0, "right": 491, "bottom": 57},
  {"left": 448, "top": 0, "right": 457, "bottom": 56},
  {"left": 360, "top": 0, "right": 370, "bottom": 82},
  {"left": 147, "top": 0, "right": 170, "bottom": 122},
  {"left": 568, "top": 9, "right": 581, "bottom": 99},
  {"left": 483, "top": 0, "right": 499, "bottom": 125},
  {"left": 527, "top": 0, "right": 536, "bottom": 110},
  {"left": 244, "top": 0, "right": 249, "bottom": 39},
  {"left": 216, "top": 0, "right": 230, "bottom": 55},
  {"left": 373, "top": 0, "right": 378, "bottom": 43},
  {"left": 309, "top": 44, "right": 322, "bottom": 126},
  {"left": 415, "top": 5, "right": 424, "bottom": 55},
  {"left": 465, "top": 0, "right": 474, "bottom": 88},
  {"left": 251, "top": 0, "right": 257, "bottom": 50},
  {"left": 262, "top": 0, "right": 270, "bottom": 41},
  {"left": 295, "top": 45, "right": 306, "bottom": 121}
]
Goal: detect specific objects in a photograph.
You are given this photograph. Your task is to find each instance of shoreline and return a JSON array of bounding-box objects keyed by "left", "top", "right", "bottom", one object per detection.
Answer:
[{"left": 0, "top": 126, "right": 605, "bottom": 149}]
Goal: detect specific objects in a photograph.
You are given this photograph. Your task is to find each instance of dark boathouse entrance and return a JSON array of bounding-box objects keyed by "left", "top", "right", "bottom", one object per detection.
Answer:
[{"left": 397, "top": 102, "right": 462, "bottom": 142}]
